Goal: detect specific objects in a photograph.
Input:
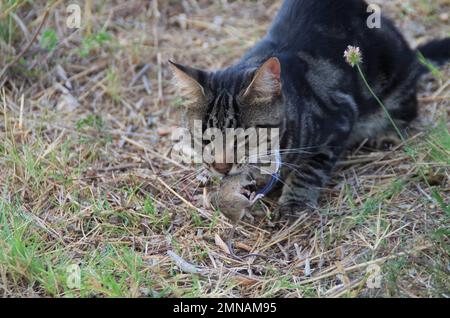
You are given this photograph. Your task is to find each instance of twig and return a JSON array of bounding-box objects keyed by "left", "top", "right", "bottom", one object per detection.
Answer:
[
  {"left": 122, "top": 136, "right": 188, "bottom": 170},
  {"left": 91, "top": 163, "right": 147, "bottom": 173},
  {"left": 296, "top": 245, "right": 432, "bottom": 285},
  {"left": 129, "top": 64, "right": 151, "bottom": 87},
  {"left": 0, "top": 10, "right": 50, "bottom": 80},
  {"left": 167, "top": 250, "right": 205, "bottom": 275}
]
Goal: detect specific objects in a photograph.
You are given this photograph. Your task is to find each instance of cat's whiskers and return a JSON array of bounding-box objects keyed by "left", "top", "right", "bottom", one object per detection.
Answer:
[
  {"left": 241, "top": 145, "right": 328, "bottom": 164},
  {"left": 247, "top": 164, "right": 291, "bottom": 190},
  {"left": 278, "top": 162, "right": 306, "bottom": 176}
]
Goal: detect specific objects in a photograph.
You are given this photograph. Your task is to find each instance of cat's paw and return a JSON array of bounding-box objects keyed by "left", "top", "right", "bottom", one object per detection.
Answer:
[
  {"left": 274, "top": 202, "right": 313, "bottom": 223},
  {"left": 367, "top": 131, "right": 402, "bottom": 151}
]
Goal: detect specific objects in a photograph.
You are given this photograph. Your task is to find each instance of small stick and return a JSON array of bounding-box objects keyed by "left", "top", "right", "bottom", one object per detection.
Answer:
[
  {"left": 18, "top": 94, "right": 24, "bottom": 130},
  {"left": 226, "top": 227, "right": 277, "bottom": 261},
  {"left": 129, "top": 64, "right": 151, "bottom": 87},
  {"left": 2, "top": 89, "right": 7, "bottom": 133},
  {"left": 122, "top": 136, "right": 188, "bottom": 170},
  {"left": 157, "top": 53, "right": 164, "bottom": 106},
  {"left": 93, "top": 163, "right": 146, "bottom": 173},
  {"left": 295, "top": 245, "right": 432, "bottom": 286},
  {"left": 168, "top": 250, "right": 204, "bottom": 275},
  {"left": 0, "top": 10, "right": 50, "bottom": 80}
]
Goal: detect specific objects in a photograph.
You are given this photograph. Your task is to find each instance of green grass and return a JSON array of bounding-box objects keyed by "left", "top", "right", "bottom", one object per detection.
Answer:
[
  {"left": 418, "top": 52, "right": 443, "bottom": 79},
  {"left": 79, "top": 31, "right": 112, "bottom": 58},
  {"left": 40, "top": 28, "right": 58, "bottom": 52},
  {"left": 0, "top": 189, "right": 157, "bottom": 297},
  {"left": 1, "top": 123, "right": 448, "bottom": 297}
]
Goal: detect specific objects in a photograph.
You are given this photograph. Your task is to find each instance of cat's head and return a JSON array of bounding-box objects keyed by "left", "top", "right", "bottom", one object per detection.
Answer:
[{"left": 170, "top": 58, "right": 283, "bottom": 177}]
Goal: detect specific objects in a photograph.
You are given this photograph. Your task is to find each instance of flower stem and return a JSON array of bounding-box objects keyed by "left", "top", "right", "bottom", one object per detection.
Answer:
[
  {"left": 355, "top": 63, "right": 434, "bottom": 191},
  {"left": 356, "top": 64, "right": 405, "bottom": 142}
]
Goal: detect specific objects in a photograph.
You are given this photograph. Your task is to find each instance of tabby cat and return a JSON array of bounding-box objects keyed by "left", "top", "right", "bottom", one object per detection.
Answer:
[{"left": 170, "top": 0, "right": 450, "bottom": 220}]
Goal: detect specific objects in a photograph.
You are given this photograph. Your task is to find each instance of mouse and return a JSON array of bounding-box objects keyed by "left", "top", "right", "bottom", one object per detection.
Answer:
[
  {"left": 208, "top": 173, "right": 263, "bottom": 225},
  {"left": 208, "top": 173, "right": 276, "bottom": 260}
]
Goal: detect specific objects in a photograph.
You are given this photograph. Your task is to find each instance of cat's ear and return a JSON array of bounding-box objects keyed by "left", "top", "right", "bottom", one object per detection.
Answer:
[
  {"left": 243, "top": 57, "right": 281, "bottom": 101},
  {"left": 169, "top": 60, "right": 207, "bottom": 107}
]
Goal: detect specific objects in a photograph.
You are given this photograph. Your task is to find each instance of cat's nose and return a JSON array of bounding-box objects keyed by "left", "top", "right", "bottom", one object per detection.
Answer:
[{"left": 212, "top": 163, "right": 232, "bottom": 175}]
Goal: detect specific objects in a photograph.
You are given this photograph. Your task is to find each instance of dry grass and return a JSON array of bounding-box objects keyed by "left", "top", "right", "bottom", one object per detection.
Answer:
[{"left": 0, "top": 0, "right": 449, "bottom": 298}]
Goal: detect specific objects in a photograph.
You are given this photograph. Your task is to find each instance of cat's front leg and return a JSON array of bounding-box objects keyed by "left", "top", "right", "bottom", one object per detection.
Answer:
[
  {"left": 275, "top": 92, "right": 358, "bottom": 221},
  {"left": 275, "top": 151, "right": 338, "bottom": 221}
]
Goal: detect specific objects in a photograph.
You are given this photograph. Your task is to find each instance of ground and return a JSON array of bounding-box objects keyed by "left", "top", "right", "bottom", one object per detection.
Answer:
[{"left": 0, "top": 0, "right": 449, "bottom": 298}]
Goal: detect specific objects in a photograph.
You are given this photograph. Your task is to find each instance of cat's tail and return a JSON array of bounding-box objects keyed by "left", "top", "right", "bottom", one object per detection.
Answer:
[{"left": 416, "top": 38, "right": 450, "bottom": 73}]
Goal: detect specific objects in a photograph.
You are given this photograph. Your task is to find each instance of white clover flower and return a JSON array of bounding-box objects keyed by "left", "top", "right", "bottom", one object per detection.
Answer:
[{"left": 344, "top": 46, "right": 363, "bottom": 67}]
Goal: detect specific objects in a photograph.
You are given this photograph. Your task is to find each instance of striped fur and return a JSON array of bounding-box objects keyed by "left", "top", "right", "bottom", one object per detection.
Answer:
[{"left": 171, "top": 0, "right": 450, "bottom": 220}]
